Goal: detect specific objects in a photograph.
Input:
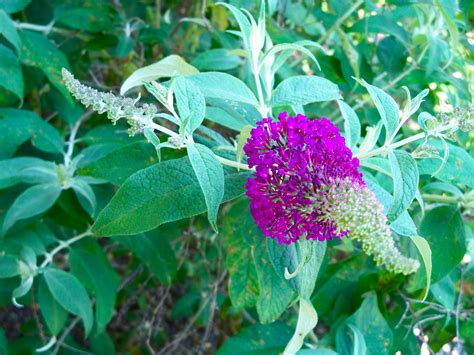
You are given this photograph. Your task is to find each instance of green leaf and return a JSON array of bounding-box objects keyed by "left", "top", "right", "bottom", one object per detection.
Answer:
[
  {"left": 0, "top": 109, "right": 64, "bottom": 158},
  {"left": 115, "top": 231, "right": 177, "bottom": 285},
  {"left": 217, "top": 3, "right": 252, "bottom": 51},
  {"left": 222, "top": 201, "right": 259, "bottom": 310},
  {"left": 0, "top": 0, "right": 31, "bottom": 13},
  {"left": 284, "top": 298, "right": 318, "bottom": 354},
  {"left": 222, "top": 199, "right": 293, "bottom": 319},
  {"left": 2, "top": 182, "right": 62, "bottom": 235},
  {"left": 0, "top": 328, "right": 7, "bottom": 355},
  {"left": 0, "top": 10, "right": 21, "bottom": 52},
  {"left": 191, "top": 49, "right": 241, "bottom": 71},
  {"left": 267, "top": 238, "right": 326, "bottom": 298},
  {"left": 120, "top": 55, "right": 198, "bottom": 95},
  {"left": 71, "top": 178, "right": 97, "bottom": 217},
  {"left": 187, "top": 72, "right": 259, "bottom": 106},
  {"left": 431, "top": 275, "right": 455, "bottom": 310},
  {"left": 0, "top": 255, "right": 20, "bottom": 278},
  {"left": 18, "top": 30, "right": 71, "bottom": 101},
  {"left": 173, "top": 76, "right": 206, "bottom": 133},
  {"left": 217, "top": 322, "right": 292, "bottom": 355},
  {"left": 410, "top": 236, "right": 432, "bottom": 302},
  {"left": 346, "top": 293, "right": 393, "bottom": 355},
  {"left": 37, "top": 277, "right": 68, "bottom": 336},
  {"left": 0, "top": 44, "right": 23, "bottom": 100},
  {"left": 418, "top": 141, "right": 474, "bottom": 188},
  {"left": 93, "top": 157, "right": 250, "bottom": 236},
  {"left": 78, "top": 141, "right": 157, "bottom": 185},
  {"left": 43, "top": 268, "right": 93, "bottom": 336},
  {"left": 336, "top": 323, "right": 367, "bottom": 355},
  {"left": 69, "top": 246, "right": 120, "bottom": 334},
  {"left": 387, "top": 150, "right": 419, "bottom": 222},
  {"left": 350, "top": 15, "right": 410, "bottom": 44},
  {"left": 0, "top": 158, "right": 56, "bottom": 189},
  {"left": 420, "top": 206, "right": 465, "bottom": 283},
  {"left": 356, "top": 79, "right": 399, "bottom": 138},
  {"left": 271, "top": 76, "right": 342, "bottom": 107},
  {"left": 338, "top": 100, "right": 361, "bottom": 150},
  {"left": 187, "top": 143, "right": 224, "bottom": 231},
  {"left": 54, "top": 3, "right": 115, "bottom": 33}
]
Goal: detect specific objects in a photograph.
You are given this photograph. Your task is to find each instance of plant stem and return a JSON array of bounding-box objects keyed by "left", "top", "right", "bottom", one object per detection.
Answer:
[
  {"left": 216, "top": 156, "right": 254, "bottom": 171},
  {"left": 356, "top": 123, "right": 457, "bottom": 159},
  {"left": 252, "top": 61, "right": 269, "bottom": 116},
  {"left": 319, "top": 0, "right": 364, "bottom": 45},
  {"left": 421, "top": 194, "right": 462, "bottom": 204},
  {"left": 40, "top": 229, "right": 93, "bottom": 268},
  {"left": 63, "top": 111, "right": 93, "bottom": 167}
]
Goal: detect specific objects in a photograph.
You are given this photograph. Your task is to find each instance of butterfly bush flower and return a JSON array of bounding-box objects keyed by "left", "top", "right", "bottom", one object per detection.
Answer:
[{"left": 244, "top": 113, "right": 419, "bottom": 275}]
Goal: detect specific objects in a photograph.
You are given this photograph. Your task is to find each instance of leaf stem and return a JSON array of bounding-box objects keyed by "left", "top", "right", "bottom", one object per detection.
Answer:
[
  {"left": 40, "top": 229, "right": 93, "bottom": 268},
  {"left": 216, "top": 156, "right": 254, "bottom": 171}
]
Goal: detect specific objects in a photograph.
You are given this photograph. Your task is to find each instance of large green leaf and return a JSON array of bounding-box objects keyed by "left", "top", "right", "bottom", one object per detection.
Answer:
[
  {"left": 0, "top": 255, "right": 20, "bottom": 278},
  {"left": 120, "top": 55, "right": 198, "bottom": 94},
  {"left": 18, "top": 30, "right": 71, "bottom": 101},
  {"left": 217, "top": 322, "right": 292, "bottom": 355},
  {"left": 2, "top": 182, "right": 62, "bottom": 235},
  {"left": 187, "top": 72, "right": 259, "bottom": 106},
  {"left": 0, "top": 0, "right": 31, "bottom": 13},
  {"left": 93, "top": 157, "right": 249, "bottom": 236},
  {"left": 346, "top": 293, "right": 393, "bottom": 355},
  {"left": 0, "top": 44, "right": 22, "bottom": 100},
  {"left": 338, "top": 100, "right": 361, "bottom": 150},
  {"left": 420, "top": 206, "right": 465, "bottom": 283},
  {"left": 69, "top": 245, "right": 120, "bottom": 334},
  {"left": 187, "top": 143, "right": 224, "bottom": 231},
  {"left": 78, "top": 141, "right": 156, "bottom": 185},
  {"left": 43, "top": 268, "right": 93, "bottom": 336},
  {"left": 271, "top": 76, "right": 342, "bottom": 107},
  {"left": 115, "top": 231, "right": 177, "bottom": 285},
  {"left": 222, "top": 199, "right": 293, "bottom": 320}
]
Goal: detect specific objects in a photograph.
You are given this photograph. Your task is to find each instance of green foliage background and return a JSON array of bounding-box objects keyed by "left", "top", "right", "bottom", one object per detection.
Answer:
[{"left": 0, "top": 0, "right": 472, "bottom": 354}]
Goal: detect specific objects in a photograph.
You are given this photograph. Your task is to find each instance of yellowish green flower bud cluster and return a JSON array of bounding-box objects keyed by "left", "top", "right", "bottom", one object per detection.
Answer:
[
  {"left": 62, "top": 69, "right": 157, "bottom": 136},
  {"left": 325, "top": 179, "right": 420, "bottom": 275}
]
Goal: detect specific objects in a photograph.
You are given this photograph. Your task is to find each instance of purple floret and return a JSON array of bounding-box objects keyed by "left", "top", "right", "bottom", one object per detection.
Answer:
[{"left": 244, "top": 112, "right": 363, "bottom": 244}]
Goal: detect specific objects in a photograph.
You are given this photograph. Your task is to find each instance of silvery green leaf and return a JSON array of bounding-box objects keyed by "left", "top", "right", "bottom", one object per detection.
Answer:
[
  {"left": 187, "top": 143, "right": 224, "bottom": 232},
  {"left": 71, "top": 178, "right": 97, "bottom": 217},
  {"left": 284, "top": 298, "right": 318, "bottom": 354},
  {"left": 271, "top": 76, "right": 341, "bottom": 107},
  {"left": 173, "top": 76, "right": 206, "bottom": 134},
  {"left": 120, "top": 55, "right": 198, "bottom": 95},
  {"left": 338, "top": 100, "right": 361, "bottom": 150},
  {"left": 387, "top": 150, "right": 419, "bottom": 222},
  {"left": 355, "top": 78, "right": 399, "bottom": 139}
]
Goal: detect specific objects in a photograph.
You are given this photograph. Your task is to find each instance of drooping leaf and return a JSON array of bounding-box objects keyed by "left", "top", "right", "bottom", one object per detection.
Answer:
[
  {"left": 187, "top": 143, "right": 224, "bottom": 231},
  {"left": 338, "top": 100, "right": 361, "bottom": 150},
  {"left": 410, "top": 236, "right": 432, "bottom": 301},
  {"left": 43, "top": 268, "right": 93, "bottom": 336},
  {"left": 120, "top": 55, "right": 198, "bottom": 95},
  {"left": 271, "top": 76, "right": 342, "bottom": 107},
  {"left": 284, "top": 298, "right": 318, "bottom": 354},
  {"left": 0, "top": 158, "right": 56, "bottom": 189},
  {"left": 0, "top": 10, "right": 21, "bottom": 52}
]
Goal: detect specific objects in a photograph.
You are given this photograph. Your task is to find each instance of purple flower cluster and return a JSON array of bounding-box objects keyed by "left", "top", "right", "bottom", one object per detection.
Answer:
[{"left": 244, "top": 112, "right": 363, "bottom": 244}]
